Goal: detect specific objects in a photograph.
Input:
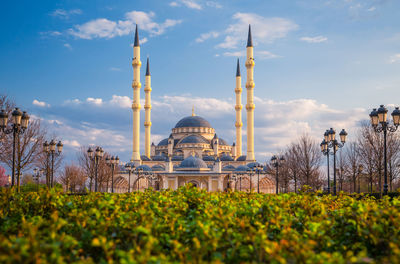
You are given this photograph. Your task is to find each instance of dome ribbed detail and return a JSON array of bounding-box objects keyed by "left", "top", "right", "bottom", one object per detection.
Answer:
[
  {"left": 175, "top": 116, "right": 212, "bottom": 128},
  {"left": 179, "top": 135, "right": 209, "bottom": 144}
]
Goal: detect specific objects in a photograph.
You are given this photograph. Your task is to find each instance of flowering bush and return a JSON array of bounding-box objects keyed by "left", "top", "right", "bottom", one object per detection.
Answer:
[
  {"left": 0, "top": 166, "right": 8, "bottom": 187},
  {"left": 0, "top": 186, "right": 399, "bottom": 263}
]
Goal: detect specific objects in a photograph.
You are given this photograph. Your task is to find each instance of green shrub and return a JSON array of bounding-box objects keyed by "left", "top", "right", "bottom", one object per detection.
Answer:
[{"left": 0, "top": 186, "right": 399, "bottom": 263}]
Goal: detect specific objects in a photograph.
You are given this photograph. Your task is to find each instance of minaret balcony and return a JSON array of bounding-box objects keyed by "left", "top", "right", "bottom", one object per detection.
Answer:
[
  {"left": 132, "top": 81, "right": 142, "bottom": 89},
  {"left": 246, "top": 104, "right": 255, "bottom": 111},
  {"left": 144, "top": 121, "right": 152, "bottom": 127},
  {"left": 132, "top": 103, "right": 141, "bottom": 110},
  {"left": 132, "top": 58, "right": 142, "bottom": 66},
  {"left": 235, "top": 122, "right": 243, "bottom": 128},
  {"left": 235, "top": 88, "right": 242, "bottom": 93},
  {"left": 245, "top": 59, "right": 255, "bottom": 67},
  {"left": 144, "top": 105, "right": 152, "bottom": 110},
  {"left": 245, "top": 81, "right": 255, "bottom": 89},
  {"left": 144, "top": 87, "right": 152, "bottom": 92},
  {"left": 235, "top": 105, "right": 243, "bottom": 111}
]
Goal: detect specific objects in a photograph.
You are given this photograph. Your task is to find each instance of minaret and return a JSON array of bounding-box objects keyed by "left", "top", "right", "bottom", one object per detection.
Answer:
[
  {"left": 235, "top": 58, "right": 243, "bottom": 157},
  {"left": 131, "top": 24, "right": 142, "bottom": 162},
  {"left": 245, "top": 25, "right": 255, "bottom": 161},
  {"left": 144, "top": 57, "right": 152, "bottom": 158}
]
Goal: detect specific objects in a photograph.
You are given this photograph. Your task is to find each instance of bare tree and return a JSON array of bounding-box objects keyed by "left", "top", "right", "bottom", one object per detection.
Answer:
[
  {"left": 345, "top": 141, "right": 360, "bottom": 193},
  {"left": 291, "top": 134, "right": 323, "bottom": 190},
  {"left": 59, "top": 164, "right": 86, "bottom": 192}
]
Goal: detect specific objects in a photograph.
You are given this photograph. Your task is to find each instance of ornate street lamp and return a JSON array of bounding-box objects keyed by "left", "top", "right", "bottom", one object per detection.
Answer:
[
  {"left": 357, "top": 164, "right": 363, "bottom": 194},
  {"left": 253, "top": 164, "right": 264, "bottom": 193},
  {"left": 106, "top": 155, "right": 119, "bottom": 193},
  {"left": 33, "top": 168, "right": 43, "bottom": 192},
  {"left": 271, "top": 155, "right": 285, "bottom": 194},
  {"left": 87, "top": 146, "right": 104, "bottom": 192},
  {"left": 43, "top": 139, "right": 63, "bottom": 188},
  {"left": 320, "top": 139, "right": 332, "bottom": 193},
  {"left": 369, "top": 105, "right": 400, "bottom": 195},
  {"left": 124, "top": 162, "right": 135, "bottom": 193},
  {"left": 0, "top": 108, "right": 30, "bottom": 190},
  {"left": 0, "top": 108, "right": 29, "bottom": 191},
  {"left": 322, "top": 128, "right": 347, "bottom": 195}
]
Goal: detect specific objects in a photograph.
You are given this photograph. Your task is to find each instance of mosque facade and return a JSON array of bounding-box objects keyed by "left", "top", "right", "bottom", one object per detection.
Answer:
[{"left": 114, "top": 25, "right": 275, "bottom": 193}]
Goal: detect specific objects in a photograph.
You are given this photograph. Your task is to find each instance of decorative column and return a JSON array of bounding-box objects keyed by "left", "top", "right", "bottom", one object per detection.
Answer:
[
  {"left": 144, "top": 57, "right": 152, "bottom": 158},
  {"left": 235, "top": 58, "right": 243, "bottom": 157},
  {"left": 131, "top": 24, "right": 141, "bottom": 162},
  {"left": 245, "top": 25, "right": 255, "bottom": 161}
]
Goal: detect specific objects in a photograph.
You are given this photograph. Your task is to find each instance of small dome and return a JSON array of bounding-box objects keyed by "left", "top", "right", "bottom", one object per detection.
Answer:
[
  {"left": 220, "top": 154, "right": 234, "bottom": 161},
  {"left": 202, "top": 155, "right": 215, "bottom": 161},
  {"left": 235, "top": 165, "right": 250, "bottom": 172},
  {"left": 151, "top": 165, "right": 165, "bottom": 171},
  {"left": 171, "top": 155, "right": 184, "bottom": 161},
  {"left": 236, "top": 155, "right": 247, "bottom": 161},
  {"left": 179, "top": 155, "right": 208, "bottom": 169},
  {"left": 141, "top": 155, "right": 151, "bottom": 161},
  {"left": 152, "top": 155, "right": 167, "bottom": 161},
  {"left": 222, "top": 165, "right": 236, "bottom": 171},
  {"left": 157, "top": 138, "right": 169, "bottom": 146},
  {"left": 175, "top": 116, "right": 212, "bottom": 128},
  {"left": 179, "top": 135, "right": 209, "bottom": 144},
  {"left": 137, "top": 165, "right": 152, "bottom": 171},
  {"left": 247, "top": 162, "right": 262, "bottom": 169}
]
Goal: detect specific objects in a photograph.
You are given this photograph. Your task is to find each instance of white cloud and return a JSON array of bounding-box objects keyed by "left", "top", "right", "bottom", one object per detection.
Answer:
[
  {"left": 109, "top": 67, "right": 121, "bottom": 71},
  {"left": 63, "top": 139, "right": 81, "bottom": 148},
  {"left": 32, "top": 99, "right": 50, "bottom": 107},
  {"left": 195, "top": 31, "right": 219, "bottom": 43},
  {"left": 300, "top": 36, "right": 328, "bottom": 43},
  {"left": 86, "top": 98, "right": 103, "bottom": 105},
  {"left": 169, "top": 0, "right": 202, "bottom": 9},
  {"left": 36, "top": 94, "right": 368, "bottom": 163},
  {"left": 223, "top": 51, "right": 245, "bottom": 57},
  {"left": 206, "top": 1, "right": 222, "bottom": 8},
  {"left": 140, "top": 37, "right": 148, "bottom": 44},
  {"left": 63, "top": 43, "right": 72, "bottom": 50},
  {"left": 68, "top": 11, "right": 182, "bottom": 39},
  {"left": 222, "top": 50, "right": 280, "bottom": 59},
  {"left": 367, "top": 6, "right": 376, "bottom": 11},
  {"left": 216, "top": 13, "right": 298, "bottom": 49},
  {"left": 39, "top": 31, "right": 62, "bottom": 38},
  {"left": 110, "top": 95, "right": 132, "bottom": 108},
  {"left": 50, "top": 9, "right": 82, "bottom": 19},
  {"left": 389, "top": 54, "right": 400, "bottom": 64}
]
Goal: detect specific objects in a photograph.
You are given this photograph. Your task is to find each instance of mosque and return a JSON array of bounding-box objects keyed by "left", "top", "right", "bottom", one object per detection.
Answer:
[{"left": 114, "top": 25, "right": 275, "bottom": 193}]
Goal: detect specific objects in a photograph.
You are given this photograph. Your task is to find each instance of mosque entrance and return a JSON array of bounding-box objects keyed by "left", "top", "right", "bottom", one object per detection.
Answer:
[{"left": 187, "top": 180, "right": 199, "bottom": 188}]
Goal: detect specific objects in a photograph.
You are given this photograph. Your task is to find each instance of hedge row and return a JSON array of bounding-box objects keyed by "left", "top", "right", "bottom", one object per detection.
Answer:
[{"left": 1, "top": 187, "right": 400, "bottom": 263}]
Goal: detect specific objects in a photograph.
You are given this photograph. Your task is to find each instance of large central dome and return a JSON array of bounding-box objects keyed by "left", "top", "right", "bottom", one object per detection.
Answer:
[{"left": 174, "top": 116, "right": 212, "bottom": 128}]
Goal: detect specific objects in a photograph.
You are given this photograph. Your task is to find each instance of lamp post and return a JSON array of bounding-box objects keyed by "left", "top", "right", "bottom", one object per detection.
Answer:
[
  {"left": 43, "top": 140, "right": 63, "bottom": 188},
  {"left": 135, "top": 167, "right": 144, "bottom": 191},
  {"left": 124, "top": 162, "right": 135, "bottom": 193},
  {"left": 254, "top": 164, "right": 264, "bottom": 193},
  {"left": 357, "top": 164, "right": 363, "bottom": 194},
  {"left": 321, "top": 128, "right": 347, "bottom": 195},
  {"left": 369, "top": 105, "right": 400, "bottom": 196},
  {"left": 271, "top": 155, "right": 285, "bottom": 194},
  {"left": 0, "top": 108, "right": 30, "bottom": 189},
  {"left": 33, "top": 168, "right": 43, "bottom": 192},
  {"left": 145, "top": 172, "right": 157, "bottom": 189},
  {"left": 106, "top": 155, "right": 119, "bottom": 193},
  {"left": 320, "top": 138, "right": 332, "bottom": 193},
  {"left": 87, "top": 146, "right": 104, "bottom": 192}
]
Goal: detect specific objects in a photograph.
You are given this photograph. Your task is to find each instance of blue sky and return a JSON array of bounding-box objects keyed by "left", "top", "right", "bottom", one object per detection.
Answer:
[{"left": 1, "top": 0, "right": 400, "bottom": 165}]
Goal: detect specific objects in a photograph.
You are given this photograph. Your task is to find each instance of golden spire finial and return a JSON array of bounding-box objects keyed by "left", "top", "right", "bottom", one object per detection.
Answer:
[{"left": 192, "top": 106, "right": 195, "bottom": 116}]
